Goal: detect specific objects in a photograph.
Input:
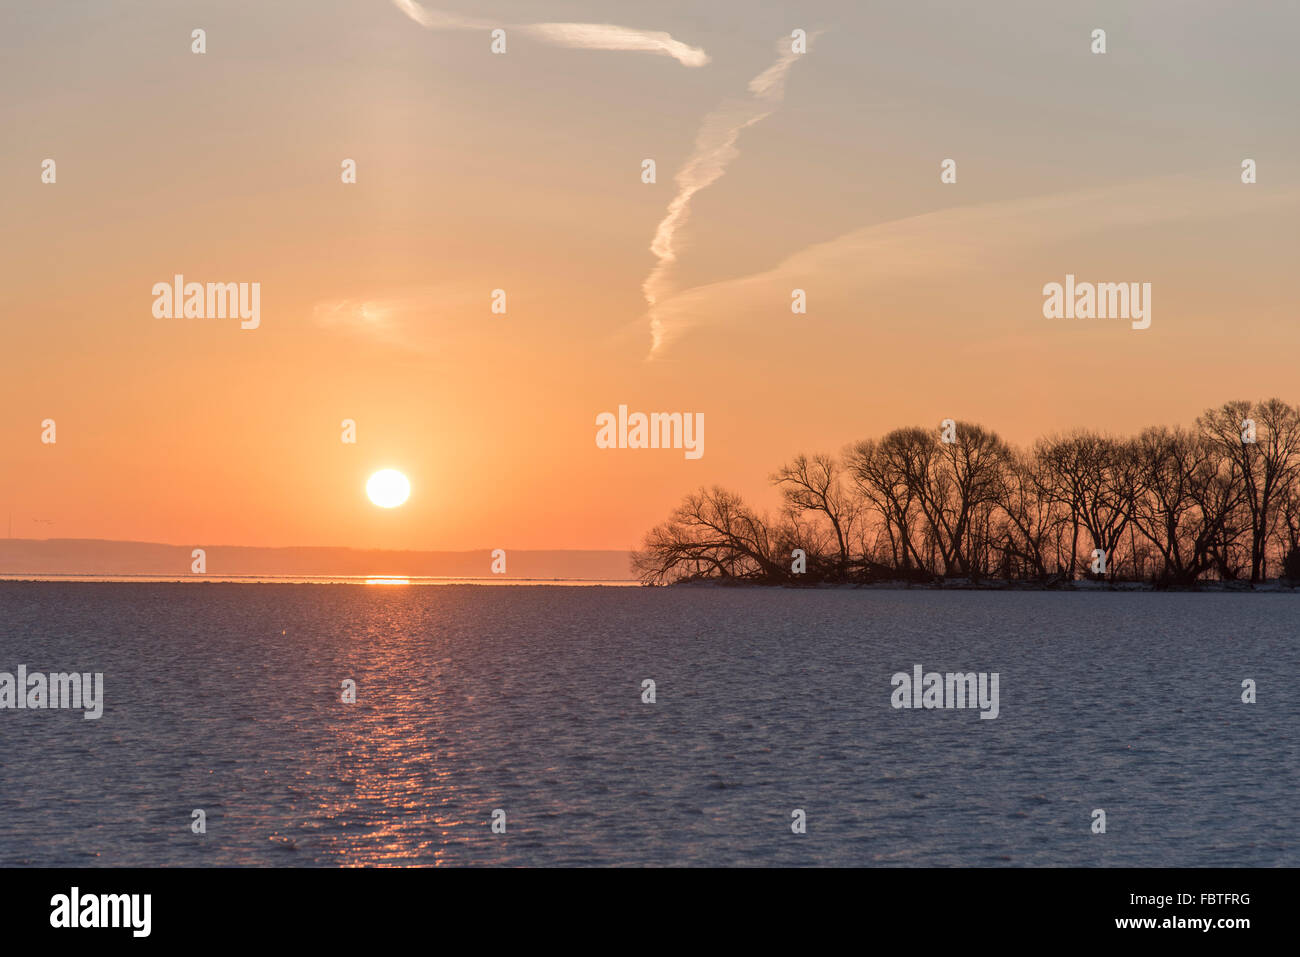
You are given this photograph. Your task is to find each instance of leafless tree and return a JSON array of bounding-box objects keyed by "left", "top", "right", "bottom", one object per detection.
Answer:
[
  {"left": 638, "top": 399, "right": 1300, "bottom": 587},
  {"left": 1197, "top": 399, "right": 1300, "bottom": 582},
  {"left": 997, "top": 448, "right": 1064, "bottom": 580},
  {"left": 771, "top": 453, "right": 860, "bottom": 581},
  {"left": 632, "top": 487, "right": 786, "bottom": 584},
  {"left": 845, "top": 430, "right": 933, "bottom": 574}
]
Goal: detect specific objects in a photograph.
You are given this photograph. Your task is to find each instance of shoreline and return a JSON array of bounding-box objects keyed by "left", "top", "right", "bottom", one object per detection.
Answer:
[{"left": 666, "top": 577, "right": 1300, "bottom": 593}]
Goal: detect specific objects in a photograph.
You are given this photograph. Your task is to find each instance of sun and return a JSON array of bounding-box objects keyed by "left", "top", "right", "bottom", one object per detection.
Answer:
[{"left": 366, "top": 469, "right": 410, "bottom": 508}]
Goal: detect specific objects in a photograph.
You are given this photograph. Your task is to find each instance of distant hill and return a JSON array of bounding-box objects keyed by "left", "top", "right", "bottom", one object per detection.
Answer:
[{"left": 0, "top": 538, "right": 635, "bottom": 580}]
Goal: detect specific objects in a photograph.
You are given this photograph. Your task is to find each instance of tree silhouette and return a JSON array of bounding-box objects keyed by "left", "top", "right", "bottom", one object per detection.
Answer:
[{"left": 634, "top": 398, "right": 1300, "bottom": 587}]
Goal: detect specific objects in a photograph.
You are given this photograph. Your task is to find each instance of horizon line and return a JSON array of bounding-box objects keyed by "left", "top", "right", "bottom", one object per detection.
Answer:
[{"left": 0, "top": 536, "right": 635, "bottom": 554}]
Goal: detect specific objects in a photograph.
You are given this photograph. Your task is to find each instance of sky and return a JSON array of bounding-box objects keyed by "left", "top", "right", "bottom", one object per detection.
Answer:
[{"left": 2, "top": 0, "right": 1298, "bottom": 552}]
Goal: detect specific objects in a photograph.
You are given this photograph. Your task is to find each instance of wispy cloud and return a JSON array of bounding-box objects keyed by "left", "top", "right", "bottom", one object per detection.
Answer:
[
  {"left": 391, "top": 1, "right": 709, "bottom": 67},
  {"left": 644, "top": 177, "right": 1300, "bottom": 356},
  {"left": 390, "top": 0, "right": 478, "bottom": 30},
  {"left": 313, "top": 285, "right": 481, "bottom": 353},
  {"left": 643, "top": 35, "right": 815, "bottom": 350}
]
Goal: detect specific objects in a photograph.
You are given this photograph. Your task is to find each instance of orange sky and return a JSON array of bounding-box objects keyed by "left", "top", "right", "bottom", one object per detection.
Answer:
[{"left": 3, "top": 1, "right": 1298, "bottom": 551}]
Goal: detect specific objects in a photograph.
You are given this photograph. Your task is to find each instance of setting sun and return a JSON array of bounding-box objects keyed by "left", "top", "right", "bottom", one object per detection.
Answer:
[{"left": 366, "top": 469, "right": 410, "bottom": 508}]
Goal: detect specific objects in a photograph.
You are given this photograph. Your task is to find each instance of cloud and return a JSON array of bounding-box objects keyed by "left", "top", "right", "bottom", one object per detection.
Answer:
[
  {"left": 390, "top": 0, "right": 478, "bottom": 30},
  {"left": 644, "top": 176, "right": 1300, "bottom": 356},
  {"left": 524, "top": 22, "right": 709, "bottom": 67},
  {"left": 642, "top": 36, "right": 815, "bottom": 338},
  {"left": 313, "top": 285, "right": 481, "bottom": 353},
  {"left": 391, "top": 1, "right": 709, "bottom": 67}
]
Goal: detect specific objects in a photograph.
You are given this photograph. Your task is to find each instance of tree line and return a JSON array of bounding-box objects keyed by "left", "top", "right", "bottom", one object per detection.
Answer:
[{"left": 633, "top": 398, "right": 1300, "bottom": 587}]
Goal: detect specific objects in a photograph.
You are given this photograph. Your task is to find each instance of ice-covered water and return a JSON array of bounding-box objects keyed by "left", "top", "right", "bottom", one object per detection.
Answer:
[{"left": 0, "top": 582, "right": 1294, "bottom": 866}]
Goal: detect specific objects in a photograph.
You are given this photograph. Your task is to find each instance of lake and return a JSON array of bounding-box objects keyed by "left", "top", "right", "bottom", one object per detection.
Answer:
[{"left": 0, "top": 582, "right": 1294, "bottom": 866}]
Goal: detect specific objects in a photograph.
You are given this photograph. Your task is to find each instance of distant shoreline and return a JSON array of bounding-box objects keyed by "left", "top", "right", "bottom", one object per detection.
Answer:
[
  {"left": 3, "top": 575, "right": 1295, "bottom": 593},
  {"left": 0, "top": 575, "right": 638, "bottom": 586},
  {"left": 0, "top": 539, "right": 636, "bottom": 581}
]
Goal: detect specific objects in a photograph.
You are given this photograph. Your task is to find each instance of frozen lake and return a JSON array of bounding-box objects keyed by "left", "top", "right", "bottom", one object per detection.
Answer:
[{"left": 0, "top": 582, "right": 1294, "bottom": 866}]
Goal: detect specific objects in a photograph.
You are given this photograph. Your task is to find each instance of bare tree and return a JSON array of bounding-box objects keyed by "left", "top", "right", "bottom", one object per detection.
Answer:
[
  {"left": 921, "top": 422, "right": 1014, "bottom": 577},
  {"left": 1034, "top": 432, "right": 1097, "bottom": 579},
  {"left": 1185, "top": 437, "right": 1250, "bottom": 580},
  {"left": 637, "top": 399, "right": 1300, "bottom": 587},
  {"left": 771, "top": 453, "right": 860, "bottom": 581},
  {"left": 632, "top": 487, "right": 786, "bottom": 584},
  {"left": 1130, "top": 426, "right": 1202, "bottom": 583},
  {"left": 997, "top": 448, "right": 1063, "bottom": 580},
  {"left": 1198, "top": 399, "right": 1300, "bottom": 581},
  {"left": 845, "top": 429, "right": 934, "bottom": 574}
]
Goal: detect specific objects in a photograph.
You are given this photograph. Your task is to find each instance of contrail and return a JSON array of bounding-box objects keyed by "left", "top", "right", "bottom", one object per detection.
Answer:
[
  {"left": 643, "top": 36, "right": 813, "bottom": 353},
  {"left": 391, "top": 1, "right": 709, "bottom": 67},
  {"left": 642, "top": 176, "right": 1300, "bottom": 356}
]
